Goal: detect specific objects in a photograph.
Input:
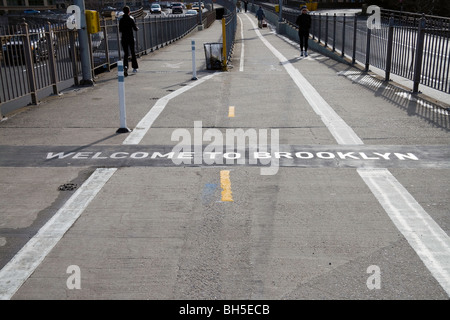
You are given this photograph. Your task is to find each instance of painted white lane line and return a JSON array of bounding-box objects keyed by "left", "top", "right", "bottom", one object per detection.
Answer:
[
  {"left": 244, "top": 13, "right": 363, "bottom": 146},
  {"left": 123, "top": 72, "right": 219, "bottom": 145},
  {"left": 238, "top": 14, "right": 245, "bottom": 72},
  {"left": 0, "top": 168, "right": 117, "bottom": 300},
  {"left": 358, "top": 169, "right": 450, "bottom": 296},
  {"left": 244, "top": 13, "right": 450, "bottom": 296}
]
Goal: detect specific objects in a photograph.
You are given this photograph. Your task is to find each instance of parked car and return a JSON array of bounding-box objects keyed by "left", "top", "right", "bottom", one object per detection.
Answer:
[
  {"left": 150, "top": 3, "right": 162, "bottom": 14},
  {"left": 24, "top": 9, "right": 40, "bottom": 14},
  {"left": 2, "top": 28, "right": 56, "bottom": 64},
  {"left": 185, "top": 9, "right": 198, "bottom": 16},
  {"left": 101, "top": 6, "right": 117, "bottom": 17},
  {"left": 171, "top": 3, "right": 183, "bottom": 14},
  {"left": 69, "top": 32, "right": 104, "bottom": 60},
  {"left": 191, "top": 2, "right": 201, "bottom": 11},
  {"left": 159, "top": 1, "right": 171, "bottom": 9}
]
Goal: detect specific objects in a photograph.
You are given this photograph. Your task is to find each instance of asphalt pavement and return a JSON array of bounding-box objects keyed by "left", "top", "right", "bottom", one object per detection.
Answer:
[{"left": 0, "top": 9, "right": 449, "bottom": 304}]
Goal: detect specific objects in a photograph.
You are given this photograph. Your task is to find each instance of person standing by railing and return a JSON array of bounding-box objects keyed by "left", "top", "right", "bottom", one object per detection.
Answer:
[
  {"left": 256, "top": 6, "right": 265, "bottom": 29},
  {"left": 295, "top": 6, "right": 311, "bottom": 57},
  {"left": 119, "top": 6, "right": 139, "bottom": 77}
]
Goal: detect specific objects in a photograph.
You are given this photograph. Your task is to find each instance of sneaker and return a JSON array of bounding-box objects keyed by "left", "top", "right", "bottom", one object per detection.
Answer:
[
  {"left": 132, "top": 68, "right": 138, "bottom": 73},
  {"left": 300, "top": 51, "right": 304, "bottom": 57},
  {"left": 305, "top": 51, "right": 308, "bottom": 57}
]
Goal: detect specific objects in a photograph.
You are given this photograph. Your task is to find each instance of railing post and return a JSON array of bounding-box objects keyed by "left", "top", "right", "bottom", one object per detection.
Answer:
[
  {"left": 352, "top": 14, "right": 357, "bottom": 64},
  {"left": 413, "top": 14, "right": 426, "bottom": 93},
  {"left": 365, "top": 28, "right": 371, "bottom": 72},
  {"left": 318, "top": 13, "right": 321, "bottom": 44},
  {"left": 21, "top": 21, "right": 38, "bottom": 105},
  {"left": 341, "top": 13, "right": 346, "bottom": 57},
  {"left": 325, "top": 13, "right": 328, "bottom": 47},
  {"left": 385, "top": 15, "right": 395, "bottom": 81},
  {"left": 88, "top": 33, "right": 94, "bottom": 80},
  {"left": 135, "top": 21, "right": 140, "bottom": 56},
  {"left": 69, "top": 30, "right": 79, "bottom": 86},
  {"left": 332, "top": 13, "right": 336, "bottom": 52},
  {"left": 103, "top": 19, "right": 111, "bottom": 71},
  {"left": 116, "top": 17, "right": 122, "bottom": 60},
  {"left": 142, "top": 16, "right": 147, "bottom": 54},
  {"left": 149, "top": 17, "right": 154, "bottom": 52},
  {"left": 222, "top": 17, "right": 227, "bottom": 71},
  {"left": 46, "top": 22, "right": 59, "bottom": 96}
]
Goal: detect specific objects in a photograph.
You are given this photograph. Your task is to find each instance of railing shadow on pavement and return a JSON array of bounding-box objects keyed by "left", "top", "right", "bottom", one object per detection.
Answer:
[
  {"left": 329, "top": 63, "right": 450, "bottom": 132},
  {"left": 255, "top": 4, "right": 450, "bottom": 132}
]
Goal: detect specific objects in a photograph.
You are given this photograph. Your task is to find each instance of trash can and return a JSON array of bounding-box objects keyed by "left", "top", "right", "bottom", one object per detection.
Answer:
[{"left": 204, "top": 43, "right": 223, "bottom": 70}]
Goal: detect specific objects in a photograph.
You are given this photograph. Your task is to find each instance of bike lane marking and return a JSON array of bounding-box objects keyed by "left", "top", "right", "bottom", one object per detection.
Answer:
[
  {"left": 0, "top": 67, "right": 220, "bottom": 299},
  {"left": 123, "top": 72, "right": 219, "bottom": 145},
  {"left": 237, "top": 14, "right": 245, "bottom": 72},
  {"left": 0, "top": 168, "right": 117, "bottom": 300},
  {"left": 244, "top": 13, "right": 450, "bottom": 296}
]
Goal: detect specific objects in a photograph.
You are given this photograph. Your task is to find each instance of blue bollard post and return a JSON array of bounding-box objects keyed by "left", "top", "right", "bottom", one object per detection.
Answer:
[{"left": 192, "top": 40, "right": 198, "bottom": 80}]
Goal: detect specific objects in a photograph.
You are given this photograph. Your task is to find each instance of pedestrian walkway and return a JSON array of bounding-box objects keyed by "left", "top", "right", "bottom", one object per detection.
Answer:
[{"left": 0, "top": 11, "right": 449, "bottom": 301}]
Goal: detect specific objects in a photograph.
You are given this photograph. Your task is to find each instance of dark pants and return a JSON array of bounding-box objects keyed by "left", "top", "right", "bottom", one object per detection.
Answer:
[
  {"left": 122, "top": 39, "right": 138, "bottom": 70},
  {"left": 299, "top": 30, "right": 309, "bottom": 51}
]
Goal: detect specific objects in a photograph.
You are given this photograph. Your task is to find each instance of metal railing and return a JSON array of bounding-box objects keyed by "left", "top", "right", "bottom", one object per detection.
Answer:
[
  {"left": 222, "top": 10, "right": 237, "bottom": 68},
  {"left": 92, "top": 13, "right": 199, "bottom": 72},
  {"left": 1, "top": 22, "right": 82, "bottom": 107},
  {"left": 0, "top": 10, "right": 215, "bottom": 113},
  {"left": 261, "top": 3, "right": 450, "bottom": 94},
  {"left": 215, "top": 0, "right": 237, "bottom": 69}
]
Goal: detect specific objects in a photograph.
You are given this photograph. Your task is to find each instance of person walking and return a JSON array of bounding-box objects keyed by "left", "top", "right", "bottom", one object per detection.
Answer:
[
  {"left": 295, "top": 6, "right": 312, "bottom": 57},
  {"left": 244, "top": 1, "right": 248, "bottom": 13},
  {"left": 119, "top": 6, "right": 139, "bottom": 76},
  {"left": 256, "top": 6, "right": 265, "bottom": 29}
]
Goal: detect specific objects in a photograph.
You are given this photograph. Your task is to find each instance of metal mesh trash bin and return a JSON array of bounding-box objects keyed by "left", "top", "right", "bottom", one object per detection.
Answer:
[{"left": 204, "top": 43, "right": 223, "bottom": 70}]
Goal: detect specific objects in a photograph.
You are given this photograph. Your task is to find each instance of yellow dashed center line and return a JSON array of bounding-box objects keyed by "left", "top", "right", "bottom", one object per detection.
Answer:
[
  {"left": 220, "top": 170, "right": 233, "bottom": 202},
  {"left": 228, "top": 106, "right": 235, "bottom": 117}
]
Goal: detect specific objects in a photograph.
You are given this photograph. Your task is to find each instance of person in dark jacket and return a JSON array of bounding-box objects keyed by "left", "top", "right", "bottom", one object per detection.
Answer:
[
  {"left": 256, "top": 6, "right": 265, "bottom": 28},
  {"left": 295, "top": 6, "right": 312, "bottom": 57},
  {"left": 119, "top": 6, "right": 139, "bottom": 76}
]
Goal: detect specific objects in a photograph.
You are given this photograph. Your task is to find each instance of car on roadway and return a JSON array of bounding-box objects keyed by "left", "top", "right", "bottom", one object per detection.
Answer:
[
  {"left": 171, "top": 2, "right": 183, "bottom": 14},
  {"left": 24, "top": 9, "right": 40, "bottom": 14},
  {"left": 159, "top": 1, "right": 171, "bottom": 9},
  {"left": 185, "top": 9, "right": 198, "bottom": 16},
  {"left": 191, "top": 2, "right": 201, "bottom": 11},
  {"left": 2, "top": 28, "right": 57, "bottom": 64},
  {"left": 150, "top": 3, "right": 162, "bottom": 14}
]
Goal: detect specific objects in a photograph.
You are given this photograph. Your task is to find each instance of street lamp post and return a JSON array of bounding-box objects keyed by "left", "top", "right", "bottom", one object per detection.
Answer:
[{"left": 74, "top": 0, "right": 94, "bottom": 85}]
